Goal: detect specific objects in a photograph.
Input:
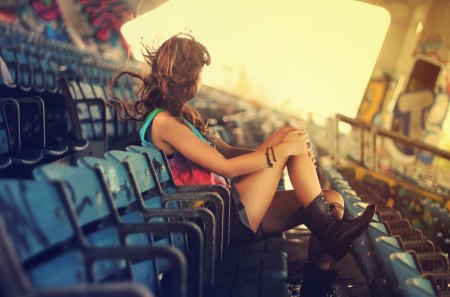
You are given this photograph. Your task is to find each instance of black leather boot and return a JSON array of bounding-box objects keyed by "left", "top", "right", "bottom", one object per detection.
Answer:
[
  {"left": 298, "top": 192, "right": 375, "bottom": 260},
  {"left": 300, "top": 262, "right": 337, "bottom": 297}
]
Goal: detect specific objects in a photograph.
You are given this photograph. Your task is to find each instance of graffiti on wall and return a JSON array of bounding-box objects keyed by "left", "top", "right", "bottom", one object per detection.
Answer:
[
  {"left": 77, "top": 0, "right": 131, "bottom": 42},
  {"left": 391, "top": 89, "right": 434, "bottom": 155},
  {"left": 0, "top": 0, "right": 71, "bottom": 42},
  {"left": 29, "top": 0, "right": 70, "bottom": 41},
  {"left": 76, "top": 0, "right": 133, "bottom": 58},
  {"left": 0, "top": 0, "right": 135, "bottom": 60},
  {"left": 416, "top": 34, "right": 448, "bottom": 65},
  {"left": 357, "top": 77, "right": 391, "bottom": 124},
  {"left": 385, "top": 89, "right": 449, "bottom": 165}
]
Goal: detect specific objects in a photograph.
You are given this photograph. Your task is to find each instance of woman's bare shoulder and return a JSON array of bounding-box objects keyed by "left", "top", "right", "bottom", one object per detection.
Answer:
[
  {"left": 150, "top": 111, "right": 179, "bottom": 153},
  {"left": 153, "top": 110, "right": 179, "bottom": 126},
  {"left": 154, "top": 110, "right": 172, "bottom": 119}
]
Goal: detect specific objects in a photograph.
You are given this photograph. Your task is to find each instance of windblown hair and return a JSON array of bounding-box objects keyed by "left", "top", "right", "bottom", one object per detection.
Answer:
[{"left": 108, "top": 33, "right": 211, "bottom": 139}]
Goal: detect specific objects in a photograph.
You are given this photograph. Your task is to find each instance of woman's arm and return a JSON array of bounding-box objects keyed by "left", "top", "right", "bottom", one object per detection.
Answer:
[
  {"left": 153, "top": 113, "right": 305, "bottom": 178},
  {"left": 211, "top": 134, "right": 254, "bottom": 158}
]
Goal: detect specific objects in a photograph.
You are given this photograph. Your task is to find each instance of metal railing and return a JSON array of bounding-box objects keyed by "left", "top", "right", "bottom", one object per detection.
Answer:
[
  {"left": 331, "top": 113, "right": 450, "bottom": 194},
  {"left": 333, "top": 114, "right": 450, "bottom": 167}
]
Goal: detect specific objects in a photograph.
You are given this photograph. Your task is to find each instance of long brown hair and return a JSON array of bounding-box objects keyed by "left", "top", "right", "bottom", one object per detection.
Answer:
[{"left": 108, "top": 33, "right": 211, "bottom": 139}]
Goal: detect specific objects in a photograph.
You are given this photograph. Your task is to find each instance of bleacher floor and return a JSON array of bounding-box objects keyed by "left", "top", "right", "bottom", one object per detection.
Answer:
[{"left": 284, "top": 226, "right": 372, "bottom": 297}]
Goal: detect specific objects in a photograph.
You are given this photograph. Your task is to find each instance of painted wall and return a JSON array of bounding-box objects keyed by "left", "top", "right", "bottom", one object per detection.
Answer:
[
  {"left": 356, "top": 0, "right": 431, "bottom": 125},
  {"left": 0, "top": 0, "right": 142, "bottom": 61},
  {"left": 0, "top": 0, "right": 71, "bottom": 42},
  {"left": 356, "top": 0, "right": 450, "bottom": 177}
]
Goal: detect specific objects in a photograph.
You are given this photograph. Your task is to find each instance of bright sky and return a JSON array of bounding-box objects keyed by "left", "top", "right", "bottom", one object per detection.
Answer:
[{"left": 121, "top": 0, "right": 390, "bottom": 118}]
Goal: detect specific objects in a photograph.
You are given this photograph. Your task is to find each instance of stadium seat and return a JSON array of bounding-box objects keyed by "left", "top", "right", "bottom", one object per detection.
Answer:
[
  {"left": 126, "top": 145, "right": 230, "bottom": 249},
  {"left": 0, "top": 217, "right": 156, "bottom": 297},
  {"left": 0, "top": 98, "right": 43, "bottom": 172},
  {"left": 0, "top": 179, "right": 187, "bottom": 296},
  {"left": 16, "top": 97, "right": 68, "bottom": 159},
  {"left": 32, "top": 163, "right": 204, "bottom": 296},
  {"left": 59, "top": 76, "right": 107, "bottom": 157},
  {"left": 103, "top": 149, "right": 220, "bottom": 293},
  {"left": 76, "top": 155, "right": 216, "bottom": 295}
]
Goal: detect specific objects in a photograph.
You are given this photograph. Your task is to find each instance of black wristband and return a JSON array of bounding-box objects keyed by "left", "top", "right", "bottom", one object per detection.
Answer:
[
  {"left": 265, "top": 148, "right": 273, "bottom": 168},
  {"left": 270, "top": 146, "right": 276, "bottom": 162}
]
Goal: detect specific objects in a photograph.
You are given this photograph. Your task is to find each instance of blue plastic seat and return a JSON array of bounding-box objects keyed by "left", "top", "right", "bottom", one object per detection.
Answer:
[
  {"left": 372, "top": 236, "right": 404, "bottom": 294},
  {"left": 59, "top": 77, "right": 107, "bottom": 157},
  {"left": 102, "top": 150, "right": 217, "bottom": 294},
  {"left": 126, "top": 145, "right": 230, "bottom": 248},
  {"left": 1, "top": 97, "right": 67, "bottom": 163},
  {"left": 0, "top": 178, "right": 186, "bottom": 296},
  {"left": 403, "top": 276, "right": 440, "bottom": 297},
  {"left": 0, "top": 217, "right": 156, "bottom": 297},
  {"left": 17, "top": 97, "right": 68, "bottom": 160},
  {"left": 0, "top": 98, "right": 44, "bottom": 169},
  {"left": 0, "top": 47, "right": 18, "bottom": 89},
  {"left": 76, "top": 155, "right": 215, "bottom": 294},
  {"left": 389, "top": 252, "right": 425, "bottom": 295},
  {"left": 32, "top": 164, "right": 197, "bottom": 296},
  {"left": 0, "top": 179, "right": 87, "bottom": 287},
  {"left": 119, "top": 147, "right": 290, "bottom": 291},
  {"left": 13, "top": 49, "right": 33, "bottom": 92},
  {"left": 25, "top": 51, "right": 46, "bottom": 93}
]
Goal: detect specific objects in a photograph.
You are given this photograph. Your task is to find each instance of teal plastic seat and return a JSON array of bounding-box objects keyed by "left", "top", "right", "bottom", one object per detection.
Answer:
[{"left": 32, "top": 164, "right": 193, "bottom": 296}]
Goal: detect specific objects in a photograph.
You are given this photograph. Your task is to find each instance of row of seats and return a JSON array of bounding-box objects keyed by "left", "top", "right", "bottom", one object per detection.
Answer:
[
  {"left": 0, "top": 22, "right": 143, "bottom": 177},
  {"left": 341, "top": 169, "right": 450, "bottom": 255},
  {"left": 193, "top": 86, "right": 297, "bottom": 150},
  {"left": 0, "top": 22, "right": 119, "bottom": 95},
  {"left": 58, "top": 75, "right": 141, "bottom": 155},
  {"left": 0, "top": 22, "right": 294, "bottom": 173},
  {"left": 0, "top": 96, "right": 88, "bottom": 176},
  {"left": 0, "top": 22, "right": 296, "bottom": 179},
  {"left": 323, "top": 164, "right": 450, "bottom": 297},
  {"left": 425, "top": 200, "right": 450, "bottom": 254},
  {"left": 0, "top": 143, "right": 290, "bottom": 297}
]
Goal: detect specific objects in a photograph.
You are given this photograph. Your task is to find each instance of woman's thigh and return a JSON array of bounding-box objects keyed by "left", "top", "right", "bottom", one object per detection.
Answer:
[
  {"left": 233, "top": 126, "right": 294, "bottom": 232},
  {"left": 260, "top": 189, "right": 340, "bottom": 233},
  {"left": 260, "top": 190, "right": 303, "bottom": 233}
]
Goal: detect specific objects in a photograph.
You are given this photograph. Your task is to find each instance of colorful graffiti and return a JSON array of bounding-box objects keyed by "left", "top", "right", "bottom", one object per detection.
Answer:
[
  {"left": 385, "top": 89, "right": 450, "bottom": 165},
  {"left": 357, "top": 77, "right": 391, "bottom": 124},
  {"left": 0, "top": 9, "right": 17, "bottom": 23},
  {"left": 0, "top": 0, "right": 71, "bottom": 42},
  {"left": 391, "top": 89, "right": 434, "bottom": 155},
  {"left": 30, "top": 0, "right": 61, "bottom": 22},
  {"left": 77, "top": 0, "right": 132, "bottom": 52},
  {"left": 0, "top": 0, "right": 135, "bottom": 60},
  {"left": 416, "top": 34, "right": 448, "bottom": 64}
]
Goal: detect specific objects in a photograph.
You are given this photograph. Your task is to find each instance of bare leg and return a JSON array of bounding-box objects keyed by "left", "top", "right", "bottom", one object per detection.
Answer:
[
  {"left": 287, "top": 153, "right": 322, "bottom": 206},
  {"left": 234, "top": 125, "right": 336, "bottom": 231},
  {"left": 233, "top": 126, "right": 295, "bottom": 231},
  {"left": 260, "top": 189, "right": 344, "bottom": 269},
  {"left": 232, "top": 125, "right": 374, "bottom": 297},
  {"left": 233, "top": 125, "right": 346, "bottom": 267}
]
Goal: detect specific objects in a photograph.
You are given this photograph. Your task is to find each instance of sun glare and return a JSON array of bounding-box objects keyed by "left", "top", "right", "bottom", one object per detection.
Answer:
[{"left": 121, "top": 0, "right": 390, "bottom": 118}]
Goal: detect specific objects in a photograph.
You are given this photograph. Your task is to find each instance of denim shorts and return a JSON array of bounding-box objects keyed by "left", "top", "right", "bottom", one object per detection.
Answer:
[{"left": 229, "top": 183, "right": 264, "bottom": 246}]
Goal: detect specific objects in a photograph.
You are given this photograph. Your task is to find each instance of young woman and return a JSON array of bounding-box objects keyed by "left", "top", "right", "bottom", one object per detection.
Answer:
[{"left": 110, "top": 33, "right": 375, "bottom": 297}]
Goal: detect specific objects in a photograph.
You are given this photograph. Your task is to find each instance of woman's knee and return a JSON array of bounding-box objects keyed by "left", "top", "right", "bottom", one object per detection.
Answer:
[
  {"left": 277, "top": 125, "right": 296, "bottom": 135},
  {"left": 257, "top": 125, "right": 296, "bottom": 151}
]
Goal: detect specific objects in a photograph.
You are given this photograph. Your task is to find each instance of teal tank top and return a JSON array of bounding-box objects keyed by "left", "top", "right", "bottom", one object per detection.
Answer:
[
  {"left": 140, "top": 108, "right": 227, "bottom": 186},
  {"left": 140, "top": 108, "right": 210, "bottom": 146}
]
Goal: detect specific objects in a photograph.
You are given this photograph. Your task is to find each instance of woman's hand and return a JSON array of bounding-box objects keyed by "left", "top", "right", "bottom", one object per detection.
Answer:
[
  {"left": 283, "top": 129, "right": 309, "bottom": 156},
  {"left": 283, "top": 130, "right": 318, "bottom": 167}
]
